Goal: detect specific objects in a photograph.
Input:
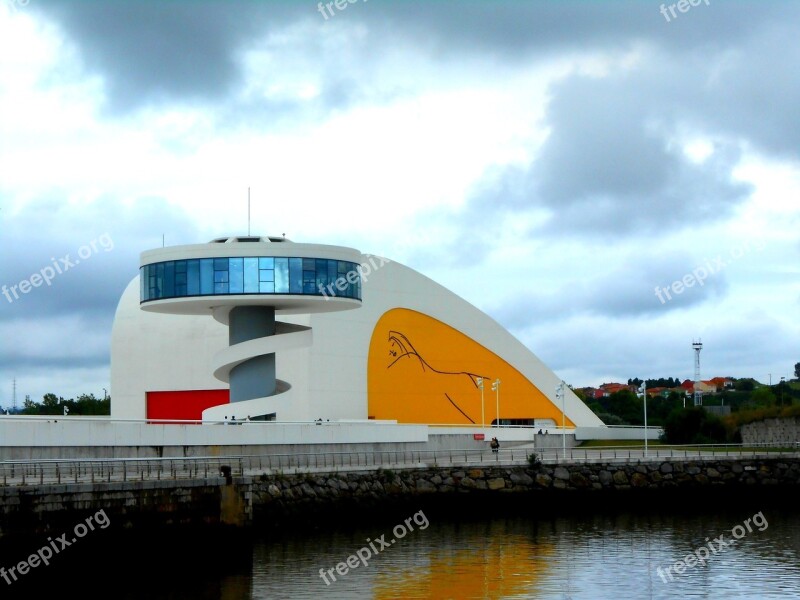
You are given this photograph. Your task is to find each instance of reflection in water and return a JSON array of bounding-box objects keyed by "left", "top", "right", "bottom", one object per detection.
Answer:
[
  {"left": 372, "top": 521, "right": 554, "bottom": 600},
  {"left": 252, "top": 507, "right": 800, "bottom": 599},
  {"left": 4, "top": 505, "right": 800, "bottom": 599}
]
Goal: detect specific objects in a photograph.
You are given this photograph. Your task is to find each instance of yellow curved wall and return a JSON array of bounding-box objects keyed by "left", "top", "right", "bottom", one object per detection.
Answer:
[{"left": 367, "top": 308, "right": 574, "bottom": 427}]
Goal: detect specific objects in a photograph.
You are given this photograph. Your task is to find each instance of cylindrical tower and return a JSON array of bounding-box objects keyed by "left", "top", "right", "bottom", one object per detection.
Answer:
[
  {"left": 139, "top": 235, "right": 362, "bottom": 421},
  {"left": 692, "top": 339, "right": 703, "bottom": 407}
]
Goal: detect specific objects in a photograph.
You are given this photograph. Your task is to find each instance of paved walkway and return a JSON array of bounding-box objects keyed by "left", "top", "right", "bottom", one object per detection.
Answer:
[{"left": 2, "top": 446, "right": 798, "bottom": 487}]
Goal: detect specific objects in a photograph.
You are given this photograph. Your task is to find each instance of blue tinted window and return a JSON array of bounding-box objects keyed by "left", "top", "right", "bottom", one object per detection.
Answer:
[
  {"left": 163, "top": 262, "right": 175, "bottom": 297},
  {"left": 140, "top": 255, "right": 361, "bottom": 302},
  {"left": 289, "top": 258, "right": 302, "bottom": 294},
  {"left": 244, "top": 257, "right": 259, "bottom": 293},
  {"left": 274, "top": 258, "right": 289, "bottom": 292},
  {"left": 155, "top": 263, "right": 164, "bottom": 297},
  {"left": 200, "top": 259, "right": 213, "bottom": 294},
  {"left": 187, "top": 260, "right": 200, "bottom": 295},
  {"left": 327, "top": 260, "right": 337, "bottom": 286},
  {"left": 303, "top": 270, "right": 316, "bottom": 294},
  {"left": 229, "top": 258, "right": 244, "bottom": 293}
]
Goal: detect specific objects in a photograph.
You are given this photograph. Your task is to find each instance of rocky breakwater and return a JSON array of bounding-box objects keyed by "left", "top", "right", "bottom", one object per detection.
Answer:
[{"left": 251, "top": 458, "right": 800, "bottom": 524}]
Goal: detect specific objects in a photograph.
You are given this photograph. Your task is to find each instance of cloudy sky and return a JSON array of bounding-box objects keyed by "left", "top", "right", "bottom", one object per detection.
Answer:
[{"left": 1, "top": 0, "right": 798, "bottom": 408}]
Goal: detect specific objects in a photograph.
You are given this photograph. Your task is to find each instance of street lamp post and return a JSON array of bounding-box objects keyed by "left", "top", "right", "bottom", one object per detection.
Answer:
[
  {"left": 491, "top": 379, "right": 501, "bottom": 427},
  {"left": 641, "top": 382, "right": 648, "bottom": 458},
  {"left": 557, "top": 381, "right": 566, "bottom": 459},
  {"left": 477, "top": 377, "right": 485, "bottom": 429},
  {"left": 781, "top": 377, "right": 786, "bottom": 407}
]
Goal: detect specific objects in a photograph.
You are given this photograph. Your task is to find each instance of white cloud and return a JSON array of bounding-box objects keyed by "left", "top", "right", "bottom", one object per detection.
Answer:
[{"left": 1, "top": 0, "right": 799, "bottom": 404}]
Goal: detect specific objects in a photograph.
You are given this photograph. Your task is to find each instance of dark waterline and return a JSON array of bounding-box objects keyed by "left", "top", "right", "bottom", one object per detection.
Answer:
[{"left": 2, "top": 491, "right": 799, "bottom": 599}]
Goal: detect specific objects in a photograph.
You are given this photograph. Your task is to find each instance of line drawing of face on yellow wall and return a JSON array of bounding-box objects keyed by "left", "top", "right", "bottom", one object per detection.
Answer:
[
  {"left": 368, "top": 308, "right": 574, "bottom": 427},
  {"left": 387, "top": 330, "right": 489, "bottom": 423}
]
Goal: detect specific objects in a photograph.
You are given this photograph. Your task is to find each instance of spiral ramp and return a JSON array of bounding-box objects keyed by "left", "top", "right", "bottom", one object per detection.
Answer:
[
  {"left": 202, "top": 321, "right": 313, "bottom": 422},
  {"left": 137, "top": 236, "right": 363, "bottom": 423}
]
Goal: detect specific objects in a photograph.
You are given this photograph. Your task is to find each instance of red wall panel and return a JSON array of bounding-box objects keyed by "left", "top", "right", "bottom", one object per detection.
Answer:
[{"left": 146, "top": 389, "right": 229, "bottom": 423}]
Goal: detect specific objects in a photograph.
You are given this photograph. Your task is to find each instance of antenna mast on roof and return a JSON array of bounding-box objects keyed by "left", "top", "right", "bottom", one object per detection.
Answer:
[{"left": 248, "top": 187, "right": 251, "bottom": 236}]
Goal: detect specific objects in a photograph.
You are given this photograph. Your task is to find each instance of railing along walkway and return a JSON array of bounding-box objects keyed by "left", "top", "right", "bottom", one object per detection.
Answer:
[{"left": 1, "top": 444, "right": 798, "bottom": 487}]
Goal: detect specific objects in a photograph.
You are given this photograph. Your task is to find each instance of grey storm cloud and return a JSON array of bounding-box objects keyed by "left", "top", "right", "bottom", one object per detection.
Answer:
[
  {"left": 458, "top": 54, "right": 759, "bottom": 238},
  {"left": 0, "top": 196, "right": 201, "bottom": 322},
  {"left": 487, "top": 250, "right": 730, "bottom": 332},
  {"left": 32, "top": 0, "right": 289, "bottom": 113},
  {"left": 9, "top": 0, "right": 799, "bottom": 393},
  {"left": 0, "top": 196, "right": 204, "bottom": 372},
  {"left": 32, "top": 0, "right": 800, "bottom": 123}
]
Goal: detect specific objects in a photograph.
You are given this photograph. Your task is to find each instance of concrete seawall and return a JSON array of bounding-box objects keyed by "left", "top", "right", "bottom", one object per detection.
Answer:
[
  {"left": 741, "top": 417, "right": 800, "bottom": 447},
  {"left": 2, "top": 457, "right": 798, "bottom": 538},
  {"left": 0, "top": 478, "right": 252, "bottom": 538}
]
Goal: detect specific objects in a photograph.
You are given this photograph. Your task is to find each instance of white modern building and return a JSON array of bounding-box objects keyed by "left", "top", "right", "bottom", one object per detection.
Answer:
[{"left": 110, "top": 235, "right": 604, "bottom": 431}]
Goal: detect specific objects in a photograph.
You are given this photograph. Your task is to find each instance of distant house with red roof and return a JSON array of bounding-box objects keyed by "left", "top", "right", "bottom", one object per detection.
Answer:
[
  {"left": 681, "top": 379, "right": 721, "bottom": 395},
  {"left": 707, "top": 377, "right": 734, "bottom": 392},
  {"left": 645, "top": 386, "right": 673, "bottom": 398},
  {"left": 600, "top": 382, "right": 637, "bottom": 395}
]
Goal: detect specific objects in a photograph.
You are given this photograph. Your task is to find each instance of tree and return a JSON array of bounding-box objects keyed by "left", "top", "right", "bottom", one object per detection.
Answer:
[
  {"left": 662, "top": 407, "right": 728, "bottom": 444},
  {"left": 606, "top": 389, "right": 643, "bottom": 425},
  {"left": 75, "top": 393, "right": 110, "bottom": 415},
  {"left": 795, "top": 362, "right": 800, "bottom": 380},
  {"left": 647, "top": 392, "right": 684, "bottom": 426},
  {"left": 718, "top": 390, "right": 756, "bottom": 412},
  {"left": 42, "top": 393, "right": 60, "bottom": 410},
  {"left": 597, "top": 413, "right": 626, "bottom": 426},
  {"left": 20, "top": 392, "right": 110, "bottom": 416},
  {"left": 23, "top": 396, "right": 37, "bottom": 412},
  {"left": 750, "top": 387, "right": 777, "bottom": 408}
]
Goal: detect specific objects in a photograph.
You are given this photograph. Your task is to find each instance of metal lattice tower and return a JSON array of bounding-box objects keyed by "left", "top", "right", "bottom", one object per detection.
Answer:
[{"left": 692, "top": 339, "right": 703, "bottom": 406}]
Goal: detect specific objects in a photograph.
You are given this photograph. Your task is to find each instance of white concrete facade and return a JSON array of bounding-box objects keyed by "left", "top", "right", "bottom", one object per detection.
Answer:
[{"left": 112, "top": 247, "right": 604, "bottom": 429}]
